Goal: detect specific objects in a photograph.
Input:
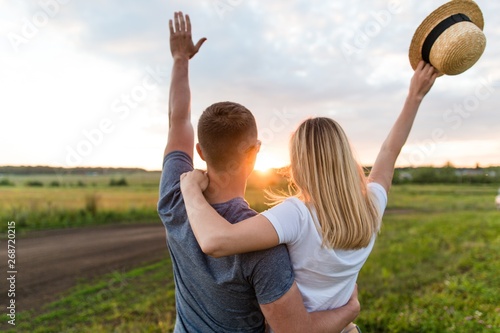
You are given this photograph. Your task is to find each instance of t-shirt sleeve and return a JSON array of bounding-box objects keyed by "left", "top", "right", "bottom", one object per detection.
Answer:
[
  {"left": 367, "top": 182, "right": 388, "bottom": 225},
  {"left": 249, "top": 244, "right": 295, "bottom": 305},
  {"left": 157, "top": 151, "right": 194, "bottom": 219},
  {"left": 261, "top": 198, "right": 308, "bottom": 245}
]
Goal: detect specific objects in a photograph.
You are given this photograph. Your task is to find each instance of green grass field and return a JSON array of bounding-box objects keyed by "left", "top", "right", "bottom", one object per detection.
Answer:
[
  {"left": 0, "top": 172, "right": 162, "bottom": 233},
  {"left": 2, "top": 180, "right": 499, "bottom": 332}
]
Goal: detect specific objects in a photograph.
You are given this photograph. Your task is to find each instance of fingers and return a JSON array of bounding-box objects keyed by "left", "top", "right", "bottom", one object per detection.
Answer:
[
  {"left": 427, "top": 63, "right": 436, "bottom": 75},
  {"left": 416, "top": 60, "right": 425, "bottom": 72},
  {"left": 194, "top": 38, "right": 207, "bottom": 53},
  {"left": 174, "top": 12, "right": 180, "bottom": 32},
  {"left": 171, "top": 11, "right": 189, "bottom": 33},
  {"left": 423, "top": 64, "right": 434, "bottom": 78},
  {"left": 179, "top": 12, "right": 186, "bottom": 31},
  {"left": 195, "top": 169, "right": 209, "bottom": 178},
  {"left": 427, "top": 66, "right": 439, "bottom": 81},
  {"left": 416, "top": 60, "right": 438, "bottom": 76},
  {"left": 417, "top": 60, "right": 431, "bottom": 74},
  {"left": 186, "top": 14, "right": 192, "bottom": 33},
  {"left": 169, "top": 19, "right": 174, "bottom": 36},
  {"left": 416, "top": 60, "right": 439, "bottom": 80}
]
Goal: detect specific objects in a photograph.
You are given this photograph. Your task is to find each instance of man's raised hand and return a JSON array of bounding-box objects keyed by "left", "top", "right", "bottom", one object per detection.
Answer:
[{"left": 169, "top": 12, "right": 207, "bottom": 60}]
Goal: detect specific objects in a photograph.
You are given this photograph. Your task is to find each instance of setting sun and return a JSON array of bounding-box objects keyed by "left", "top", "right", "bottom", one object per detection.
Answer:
[
  {"left": 254, "top": 152, "right": 286, "bottom": 173},
  {"left": 254, "top": 162, "right": 271, "bottom": 173}
]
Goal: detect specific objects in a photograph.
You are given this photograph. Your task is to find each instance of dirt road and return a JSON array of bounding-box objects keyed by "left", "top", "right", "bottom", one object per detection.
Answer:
[{"left": 0, "top": 223, "right": 169, "bottom": 315}]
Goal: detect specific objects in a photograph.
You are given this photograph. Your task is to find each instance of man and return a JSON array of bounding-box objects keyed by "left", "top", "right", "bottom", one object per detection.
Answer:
[{"left": 157, "top": 11, "right": 359, "bottom": 332}]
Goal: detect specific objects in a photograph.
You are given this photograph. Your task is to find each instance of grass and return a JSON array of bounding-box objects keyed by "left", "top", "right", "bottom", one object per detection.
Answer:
[
  {"left": 354, "top": 184, "right": 500, "bottom": 332},
  {"left": 0, "top": 176, "right": 161, "bottom": 234},
  {"left": 386, "top": 184, "right": 498, "bottom": 212},
  {"left": 1, "top": 181, "right": 499, "bottom": 332},
  {"left": 358, "top": 210, "right": 499, "bottom": 332},
  {"left": 4, "top": 259, "right": 177, "bottom": 333}
]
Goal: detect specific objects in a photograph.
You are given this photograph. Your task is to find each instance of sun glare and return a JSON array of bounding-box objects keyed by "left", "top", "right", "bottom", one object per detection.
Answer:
[
  {"left": 254, "top": 165, "right": 271, "bottom": 174},
  {"left": 254, "top": 159, "right": 272, "bottom": 173},
  {"left": 254, "top": 152, "right": 286, "bottom": 173}
]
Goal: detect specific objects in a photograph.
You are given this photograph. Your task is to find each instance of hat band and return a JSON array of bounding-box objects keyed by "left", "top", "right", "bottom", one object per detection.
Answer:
[{"left": 422, "top": 13, "right": 472, "bottom": 64}]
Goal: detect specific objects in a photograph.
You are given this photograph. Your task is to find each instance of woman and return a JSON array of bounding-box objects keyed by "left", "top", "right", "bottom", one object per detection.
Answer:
[{"left": 180, "top": 61, "right": 438, "bottom": 332}]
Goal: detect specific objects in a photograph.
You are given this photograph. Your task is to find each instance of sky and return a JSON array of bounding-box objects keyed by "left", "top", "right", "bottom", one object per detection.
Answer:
[{"left": 1, "top": 0, "right": 499, "bottom": 171}]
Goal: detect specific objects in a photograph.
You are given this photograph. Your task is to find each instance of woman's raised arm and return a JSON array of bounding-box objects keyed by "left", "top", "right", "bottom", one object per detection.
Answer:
[{"left": 369, "top": 61, "right": 438, "bottom": 193}]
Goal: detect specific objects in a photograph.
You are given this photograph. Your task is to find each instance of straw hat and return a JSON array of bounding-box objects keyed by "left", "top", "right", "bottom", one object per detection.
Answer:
[{"left": 409, "top": 0, "right": 486, "bottom": 75}]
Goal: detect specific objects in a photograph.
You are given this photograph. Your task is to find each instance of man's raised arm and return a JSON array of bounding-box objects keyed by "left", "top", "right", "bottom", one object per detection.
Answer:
[{"left": 164, "top": 12, "right": 206, "bottom": 159}]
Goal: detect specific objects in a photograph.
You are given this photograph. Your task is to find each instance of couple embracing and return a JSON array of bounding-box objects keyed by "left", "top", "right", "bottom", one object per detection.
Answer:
[{"left": 158, "top": 11, "right": 438, "bottom": 333}]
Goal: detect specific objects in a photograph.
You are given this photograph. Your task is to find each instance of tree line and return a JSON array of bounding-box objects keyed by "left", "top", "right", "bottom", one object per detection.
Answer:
[
  {"left": 0, "top": 165, "right": 149, "bottom": 175},
  {"left": 393, "top": 166, "right": 500, "bottom": 184}
]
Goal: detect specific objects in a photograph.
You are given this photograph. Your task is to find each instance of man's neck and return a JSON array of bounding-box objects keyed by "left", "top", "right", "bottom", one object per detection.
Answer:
[{"left": 203, "top": 170, "right": 247, "bottom": 205}]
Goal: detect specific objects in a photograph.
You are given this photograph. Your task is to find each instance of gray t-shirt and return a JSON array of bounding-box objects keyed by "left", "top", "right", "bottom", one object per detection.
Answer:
[{"left": 157, "top": 151, "right": 294, "bottom": 332}]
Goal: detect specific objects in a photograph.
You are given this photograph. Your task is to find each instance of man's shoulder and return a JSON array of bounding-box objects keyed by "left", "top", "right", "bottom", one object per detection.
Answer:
[
  {"left": 158, "top": 151, "right": 193, "bottom": 217},
  {"left": 160, "top": 151, "right": 193, "bottom": 185},
  {"left": 213, "top": 198, "right": 258, "bottom": 223}
]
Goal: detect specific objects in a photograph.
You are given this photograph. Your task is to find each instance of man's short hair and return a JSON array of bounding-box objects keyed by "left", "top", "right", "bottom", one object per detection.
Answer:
[{"left": 198, "top": 102, "right": 258, "bottom": 172}]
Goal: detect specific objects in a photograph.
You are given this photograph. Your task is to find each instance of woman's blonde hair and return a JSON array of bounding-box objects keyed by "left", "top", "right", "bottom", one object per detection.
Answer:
[{"left": 270, "top": 117, "right": 380, "bottom": 250}]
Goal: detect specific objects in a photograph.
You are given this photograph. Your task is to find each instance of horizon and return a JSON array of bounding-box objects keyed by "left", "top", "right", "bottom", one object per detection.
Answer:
[{"left": 2, "top": 162, "right": 500, "bottom": 174}]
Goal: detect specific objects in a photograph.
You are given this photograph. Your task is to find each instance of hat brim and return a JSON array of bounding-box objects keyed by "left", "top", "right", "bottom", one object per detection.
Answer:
[{"left": 409, "top": 0, "right": 484, "bottom": 71}]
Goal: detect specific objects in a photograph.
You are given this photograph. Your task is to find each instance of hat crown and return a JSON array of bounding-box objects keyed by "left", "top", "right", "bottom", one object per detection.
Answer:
[
  {"left": 409, "top": 0, "right": 486, "bottom": 75},
  {"left": 430, "top": 21, "right": 487, "bottom": 75}
]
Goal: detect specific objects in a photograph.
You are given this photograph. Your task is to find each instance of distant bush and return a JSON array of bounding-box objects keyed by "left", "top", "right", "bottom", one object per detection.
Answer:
[
  {"left": 109, "top": 177, "right": 128, "bottom": 187},
  {"left": 77, "top": 180, "right": 86, "bottom": 187},
  {"left": 25, "top": 180, "right": 44, "bottom": 187},
  {"left": 0, "top": 178, "right": 15, "bottom": 186},
  {"left": 49, "top": 181, "right": 61, "bottom": 187},
  {"left": 85, "top": 193, "right": 100, "bottom": 216}
]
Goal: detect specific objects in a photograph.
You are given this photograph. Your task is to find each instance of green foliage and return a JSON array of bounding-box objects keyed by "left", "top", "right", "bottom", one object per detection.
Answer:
[
  {"left": 393, "top": 166, "right": 500, "bottom": 185},
  {"left": 0, "top": 165, "right": 150, "bottom": 175},
  {"left": 0, "top": 169, "right": 161, "bottom": 187},
  {"left": 109, "top": 177, "right": 128, "bottom": 187},
  {"left": 25, "top": 180, "right": 44, "bottom": 187},
  {"left": 0, "top": 178, "right": 15, "bottom": 186},
  {"left": 84, "top": 193, "right": 100, "bottom": 216}
]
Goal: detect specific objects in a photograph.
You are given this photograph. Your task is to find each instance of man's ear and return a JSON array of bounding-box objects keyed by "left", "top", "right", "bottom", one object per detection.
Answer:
[
  {"left": 246, "top": 144, "right": 259, "bottom": 169},
  {"left": 196, "top": 143, "right": 206, "bottom": 161},
  {"left": 250, "top": 141, "right": 260, "bottom": 158}
]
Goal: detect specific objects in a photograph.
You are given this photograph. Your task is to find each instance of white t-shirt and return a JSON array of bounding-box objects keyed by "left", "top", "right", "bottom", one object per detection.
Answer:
[{"left": 261, "top": 182, "right": 387, "bottom": 311}]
